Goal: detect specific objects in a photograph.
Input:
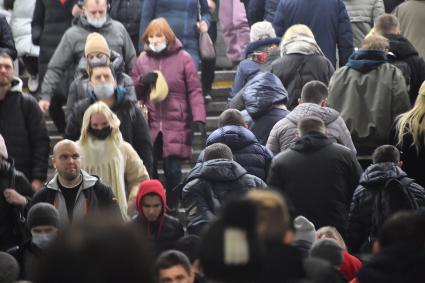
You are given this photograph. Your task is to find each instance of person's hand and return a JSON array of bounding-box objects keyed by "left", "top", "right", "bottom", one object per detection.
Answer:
[
  {"left": 3, "top": 189, "right": 27, "bottom": 207},
  {"left": 140, "top": 72, "right": 158, "bottom": 87},
  {"left": 197, "top": 21, "right": 208, "bottom": 33},
  {"left": 38, "top": 100, "right": 50, "bottom": 112},
  {"left": 32, "top": 179, "right": 43, "bottom": 192},
  {"left": 208, "top": 0, "right": 216, "bottom": 13},
  {"left": 72, "top": 4, "right": 83, "bottom": 17},
  {"left": 192, "top": 121, "right": 207, "bottom": 148}
]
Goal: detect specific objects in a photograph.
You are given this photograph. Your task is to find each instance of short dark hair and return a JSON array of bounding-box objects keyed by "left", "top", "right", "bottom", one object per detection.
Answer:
[
  {"left": 301, "top": 81, "right": 328, "bottom": 104},
  {"left": 155, "top": 250, "right": 192, "bottom": 276},
  {"left": 204, "top": 143, "right": 233, "bottom": 161},
  {"left": 297, "top": 117, "right": 325, "bottom": 136},
  {"left": 174, "top": 235, "right": 202, "bottom": 264},
  {"left": 219, "top": 109, "right": 245, "bottom": 127},
  {"left": 378, "top": 211, "right": 425, "bottom": 248},
  {"left": 372, "top": 145, "right": 400, "bottom": 164},
  {"left": 375, "top": 14, "right": 400, "bottom": 35}
]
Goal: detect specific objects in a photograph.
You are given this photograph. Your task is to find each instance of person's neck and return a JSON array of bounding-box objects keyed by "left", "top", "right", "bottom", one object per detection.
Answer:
[
  {"left": 58, "top": 173, "right": 82, "bottom": 188},
  {"left": 0, "top": 84, "right": 11, "bottom": 100},
  {"left": 102, "top": 96, "right": 115, "bottom": 107}
]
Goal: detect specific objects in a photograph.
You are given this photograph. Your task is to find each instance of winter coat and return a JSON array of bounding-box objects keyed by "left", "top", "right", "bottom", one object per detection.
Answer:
[
  {"left": 131, "top": 39, "right": 206, "bottom": 160},
  {"left": 328, "top": 50, "right": 411, "bottom": 155},
  {"left": 65, "top": 91, "right": 154, "bottom": 176},
  {"left": 267, "top": 103, "right": 356, "bottom": 155},
  {"left": 384, "top": 33, "right": 425, "bottom": 105},
  {"left": 0, "top": 78, "right": 50, "bottom": 182},
  {"left": 356, "top": 243, "right": 425, "bottom": 283},
  {"left": 133, "top": 179, "right": 184, "bottom": 255},
  {"left": 181, "top": 159, "right": 266, "bottom": 235},
  {"left": 66, "top": 50, "right": 137, "bottom": 119},
  {"left": 0, "top": 15, "right": 17, "bottom": 60},
  {"left": 239, "top": 72, "right": 289, "bottom": 145},
  {"left": 347, "top": 162, "right": 425, "bottom": 253},
  {"left": 273, "top": 0, "right": 354, "bottom": 67},
  {"left": 247, "top": 0, "right": 279, "bottom": 24},
  {"left": 9, "top": 0, "right": 39, "bottom": 57},
  {"left": 230, "top": 37, "right": 281, "bottom": 98},
  {"left": 270, "top": 54, "right": 335, "bottom": 110},
  {"left": 197, "top": 125, "right": 273, "bottom": 181},
  {"left": 31, "top": 0, "right": 76, "bottom": 79},
  {"left": 8, "top": 240, "right": 42, "bottom": 281},
  {"left": 40, "top": 14, "right": 136, "bottom": 102},
  {"left": 0, "top": 159, "right": 33, "bottom": 252},
  {"left": 383, "top": 0, "right": 404, "bottom": 12},
  {"left": 394, "top": 0, "right": 425, "bottom": 59},
  {"left": 31, "top": 170, "right": 121, "bottom": 224},
  {"left": 110, "top": 0, "right": 144, "bottom": 48},
  {"left": 342, "top": 0, "right": 385, "bottom": 48},
  {"left": 268, "top": 132, "right": 363, "bottom": 237},
  {"left": 138, "top": 0, "right": 211, "bottom": 64}
]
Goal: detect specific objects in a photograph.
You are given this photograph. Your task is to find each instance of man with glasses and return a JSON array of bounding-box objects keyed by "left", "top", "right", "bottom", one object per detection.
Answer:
[{"left": 31, "top": 139, "right": 120, "bottom": 224}]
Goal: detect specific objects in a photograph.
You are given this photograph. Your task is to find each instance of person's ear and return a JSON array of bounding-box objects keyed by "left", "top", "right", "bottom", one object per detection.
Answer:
[
  {"left": 283, "top": 230, "right": 294, "bottom": 245},
  {"left": 298, "top": 98, "right": 303, "bottom": 105},
  {"left": 243, "top": 123, "right": 248, "bottom": 129},
  {"left": 397, "top": 160, "right": 403, "bottom": 168},
  {"left": 320, "top": 98, "right": 328, "bottom": 107},
  {"left": 372, "top": 241, "right": 381, "bottom": 254}
]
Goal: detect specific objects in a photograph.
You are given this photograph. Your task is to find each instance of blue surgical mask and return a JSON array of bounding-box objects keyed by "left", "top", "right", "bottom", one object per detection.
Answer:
[
  {"left": 93, "top": 82, "right": 114, "bottom": 100},
  {"left": 86, "top": 14, "right": 107, "bottom": 28},
  {"left": 149, "top": 42, "right": 167, "bottom": 53},
  {"left": 32, "top": 232, "right": 56, "bottom": 249}
]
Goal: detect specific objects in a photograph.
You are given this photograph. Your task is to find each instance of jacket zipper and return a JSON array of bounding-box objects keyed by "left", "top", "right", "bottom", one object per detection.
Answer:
[{"left": 159, "top": 58, "right": 163, "bottom": 131}]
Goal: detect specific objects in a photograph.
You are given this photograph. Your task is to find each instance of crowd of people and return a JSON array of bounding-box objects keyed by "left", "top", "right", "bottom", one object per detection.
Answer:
[{"left": 0, "top": 0, "right": 425, "bottom": 282}]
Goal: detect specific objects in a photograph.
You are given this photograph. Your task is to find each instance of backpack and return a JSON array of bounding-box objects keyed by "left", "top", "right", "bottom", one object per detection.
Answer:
[{"left": 370, "top": 178, "right": 419, "bottom": 240}]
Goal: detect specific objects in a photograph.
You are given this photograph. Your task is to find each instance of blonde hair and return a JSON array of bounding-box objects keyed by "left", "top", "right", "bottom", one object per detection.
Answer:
[
  {"left": 79, "top": 101, "right": 123, "bottom": 145},
  {"left": 362, "top": 34, "right": 389, "bottom": 51},
  {"left": 396, "top": 81, "right": 425, "bottom": 149},
  {"left": 316, "top": 226, "right": 347, "bottom": 250},
  {"left": 247, "top": 190, "right": 290, "bottom": 242},
  {"left": 282, "top": 24, "right": 315, "bottom": 43}
]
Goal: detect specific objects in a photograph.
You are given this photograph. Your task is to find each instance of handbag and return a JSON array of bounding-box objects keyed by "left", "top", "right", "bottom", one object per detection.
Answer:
[{"left": 197, "top": 0, "right": 216, "bottom": 60}]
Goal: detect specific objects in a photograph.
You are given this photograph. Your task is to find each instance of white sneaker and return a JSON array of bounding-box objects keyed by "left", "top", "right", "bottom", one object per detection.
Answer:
[{"left": 28, "top": 75, "right": 39, "bottom": 93}]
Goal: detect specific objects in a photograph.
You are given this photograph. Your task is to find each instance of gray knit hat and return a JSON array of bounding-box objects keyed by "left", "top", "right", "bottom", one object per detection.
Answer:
[
  {"left": 0, "top": 134, "right": 8, "bottom": 159},
  {"left": 310, "top": 239, "right": 343, "bottom": 266},
  {"left": 0, "top": 252, "right": 19, "bottom": 283},
  {"left": 293, "top": 216, "right": 316, "bottom": 245},
  {"left": 27, "top": 203, "right": 60, "bottom": 230},
  {"left": 250, "top": 21, "right": 276, "bottom": 42}
]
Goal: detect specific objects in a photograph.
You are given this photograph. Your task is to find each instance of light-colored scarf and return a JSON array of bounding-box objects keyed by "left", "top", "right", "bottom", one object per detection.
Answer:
[
  {"left": 79, "top": 137, "right": 128, "bottom": 220},
  {"left": 280, "top": 35, "right": 324, "bottom": 57}
]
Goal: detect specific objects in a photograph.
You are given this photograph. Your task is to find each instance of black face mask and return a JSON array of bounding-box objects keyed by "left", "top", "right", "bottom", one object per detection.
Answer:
[{"left": 89, "top": 126, "right": 112, "bottom": 140}]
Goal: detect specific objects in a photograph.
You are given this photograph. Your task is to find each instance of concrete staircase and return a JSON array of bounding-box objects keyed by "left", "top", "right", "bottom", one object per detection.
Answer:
[{"left": 45, "top": 70, "right": 235, "bottom": 181}]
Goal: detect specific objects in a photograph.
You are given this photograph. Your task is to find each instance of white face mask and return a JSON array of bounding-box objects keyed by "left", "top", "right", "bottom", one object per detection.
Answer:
[
  {"left": 86, "top": 14, "right": 107, "bottom": 28},
  {"left": 94, "top": 82, "right": 114, "bottom": 100},
  {"left": 32, "top": 232, "right": 56, "bottom": 249},
  {"left": 149, "top": 42, "right": 167, "bottom": 53}
]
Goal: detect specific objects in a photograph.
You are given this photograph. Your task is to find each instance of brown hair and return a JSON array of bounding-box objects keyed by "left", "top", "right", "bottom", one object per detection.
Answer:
[{"left": 141, "top": 18, "right": 176, "bottom": 47}]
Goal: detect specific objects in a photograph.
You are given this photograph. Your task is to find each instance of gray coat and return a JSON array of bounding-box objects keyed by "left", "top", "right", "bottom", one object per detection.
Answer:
[
  {"left": 40, "top": 14, "right": 136, "bottom": 101},
  {"left": 343, "top": 0, "right": 385, "bottom": 48},
  {"left": 266, "top": 103, "right": 356, "bottom": 155}
]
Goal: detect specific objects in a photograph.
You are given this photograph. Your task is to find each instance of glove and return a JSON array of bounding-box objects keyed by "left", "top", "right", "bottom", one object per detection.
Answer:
[
  {"left": 140, "top": 72, "right": 158, "bottom": 87},
  {"left": 192, "top": 121, "right": 207, "bottom": 148}
]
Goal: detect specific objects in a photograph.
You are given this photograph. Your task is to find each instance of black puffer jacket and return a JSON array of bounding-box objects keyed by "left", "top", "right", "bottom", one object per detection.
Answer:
[
  {"left": 0, "top": 79, "right": 50, "bottom": 182},
  {"left": 0, "top": 15, "right": 17, "bottom": 60},
  {"left": 270, "top": 53, "right": 334, "bottom": 110},
  {"left": 181, "top": 159, "right": 266, "bottom": 235},
  {"left": 0, "top": 159, "right": 33, "bottom": 251},
  {"left": 31, "top": 0, "right": 76, "bottom": 79},
  {"left": 110, "top": 0, "right": 144, "bottom": 48},
  {"left": 347, "top": 162, "right": 425, "bottom": 253},
  {"left": 385, "top": 33, "right": 425, "bottom": 104},
  {"left": 65, "top": 90, "right": 153, "bottom": 176},
  {"left": 65, "top": 50, "right": 137, "bottom": 118}
]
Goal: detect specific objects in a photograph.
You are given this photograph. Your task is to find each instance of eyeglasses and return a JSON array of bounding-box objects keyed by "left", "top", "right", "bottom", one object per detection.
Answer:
[{"left": 58, "top": 154, "right": 80, "bottom": 161}]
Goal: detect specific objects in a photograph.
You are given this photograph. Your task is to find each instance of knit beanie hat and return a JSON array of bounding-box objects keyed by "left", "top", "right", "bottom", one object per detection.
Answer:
[
  {"left": 0, "top": 134, "right": 7, "bottom": 159},
  {"left": 201, "top": 199, "right": 263, "bottom": 282},
  {"left": 293, "top": 216, "right": 316, "bottom": 245},
  {"left": 0, "top": 252, "right": 19, "bottom": 283},
  {"left": 310, "top": 239, "right": 343, "bottom": 266},
  {"left": 85, "top": 32, "right": 111, "bottom": 58},
  {"left": 250, "top": 21, "right": 276, "bottom": 42},
  {"left": 27, "top": 203, "right": 60, "bottom": 230}
]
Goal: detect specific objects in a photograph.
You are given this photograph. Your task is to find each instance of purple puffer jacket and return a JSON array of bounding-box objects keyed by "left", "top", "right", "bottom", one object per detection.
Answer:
[{"left": 131, "top": 39, "right": 206, "bottom": 159}]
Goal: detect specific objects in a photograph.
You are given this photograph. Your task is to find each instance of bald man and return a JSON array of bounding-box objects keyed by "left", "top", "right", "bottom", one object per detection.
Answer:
[{"left": 31, "top": 140, "right": 120, "bottom": 224}]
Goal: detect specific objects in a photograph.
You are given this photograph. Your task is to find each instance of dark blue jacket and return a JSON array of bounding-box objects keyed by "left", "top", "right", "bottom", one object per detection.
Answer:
[
  {"left": 243, "top": 72, "right": 289, "bottom": 145},
  {"left": 138, "top": 0, "right": 211, "bottom": 63},
  {"left": 198, "top": 125, "right": 273, "bottom": 181},
  {"left": 110, "top": 0, "right": 144, "bottom": 48},
  {"left": 0, "top": 15, "right": 17, "bottom": 60},
  {"left": 248, "top": 0, "right": 279, "bottom": 24},
  {"left": 272, "top": 0, "right": 354, "bottom": 67},
  {"left": 231, "top": 38, "right": 281, "bottom": 98}
]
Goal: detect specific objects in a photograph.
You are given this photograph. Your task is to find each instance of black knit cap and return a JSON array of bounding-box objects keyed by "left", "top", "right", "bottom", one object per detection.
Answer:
[{"left": 27, "top": 203, "right": 60, "bottom": 229}]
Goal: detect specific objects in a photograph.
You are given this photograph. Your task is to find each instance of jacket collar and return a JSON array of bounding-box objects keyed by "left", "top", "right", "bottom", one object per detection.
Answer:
[
  {"left": 46, "top": 169, "right": 98, "bottom": 191},
  {"left": 290, "top": 132, "right": 333, "bottom": 152},
  {"left": 346, "top": 50, "right": 388, "bottom": 73}
]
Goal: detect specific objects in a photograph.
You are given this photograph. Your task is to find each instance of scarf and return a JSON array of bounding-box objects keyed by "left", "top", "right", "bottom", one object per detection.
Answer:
[
  {"left": 280, "top": 35, "right": 324, "bottom": 57},
  {"left": 79, "top": 137, "right": 128, "bottom": 220}
]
